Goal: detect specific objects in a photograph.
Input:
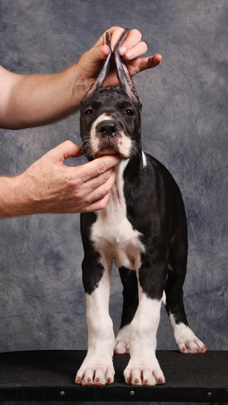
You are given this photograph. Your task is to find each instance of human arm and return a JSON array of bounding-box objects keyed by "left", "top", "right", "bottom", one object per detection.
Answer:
[
  {"left": 0, "top": 141, "right": 121, "bottom": 217},
  {"left": 0, "top": 26, "right": 161, "bottom": 129}
]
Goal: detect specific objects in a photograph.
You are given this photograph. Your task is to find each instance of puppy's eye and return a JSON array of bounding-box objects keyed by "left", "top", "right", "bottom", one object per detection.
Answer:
[
  {"left": 125, "top": 109, "right": 134, "bottom": 116},
  {"left": 84, "top": 108, "right": 93, "bottom": 116}
]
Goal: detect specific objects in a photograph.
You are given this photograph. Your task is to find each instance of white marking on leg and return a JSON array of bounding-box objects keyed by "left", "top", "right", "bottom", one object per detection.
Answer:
[
  {"left": 169, "top": 314, "right": 206, "bottom": 354},
  {"left": 75, "top": 268, "right": 115, "bottom": 385},
  {"left": 124, "top": 294, "right": 165, "bottom": 386}
]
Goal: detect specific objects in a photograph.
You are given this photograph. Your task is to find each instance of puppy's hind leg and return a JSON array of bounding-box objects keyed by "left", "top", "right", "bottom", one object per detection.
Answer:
[
  {"left": 165, "top": 233, "right": 206, "bottom": 354},
  {"left": 114, "top": 267, "right": 138, "bottom": 354}
]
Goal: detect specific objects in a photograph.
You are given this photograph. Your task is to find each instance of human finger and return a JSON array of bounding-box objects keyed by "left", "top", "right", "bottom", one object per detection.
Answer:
[
  {"left": 46, "top": 140, "right": 82, "bottom": 163},
  {"left": 84, "top": 192, "right": 111, "bottom": 213},
  {"left": 135, "top": 54, "right": 162, "bottom": 72},
  {"left": 94, "top": 27, "right": 124, "bottom": 69},
  {"left": 123, "top": 41, "right": 148, "bottom": 60},
  {"left": 94, "top": 26, "right": 124, "bottom": 50},
  {"left": 95, "top": 26, "right": 124, "bottom": 48},
  {"left": 79, "top": 167, "right": 114, "bottom": 197},
  {"left": 77, "top": 154, "right": 121, "bottom": 183},
  {"left": 99, "top": 27, "right": 142, "bottom": 62},
  {"left": 82, "top": 169, "right": 116, "bottom": 212},
  {"left": 125, "top": 53, "right": 162, "bottom": 77},
  {"left": 119, "top": 29, "right": 143, "bottom": 56},
  {"left": 90, "top": 167, "right": 116, "bottom": 198},
  {"left": 107, "top": 26, "right": 125, "bottom": 50}
]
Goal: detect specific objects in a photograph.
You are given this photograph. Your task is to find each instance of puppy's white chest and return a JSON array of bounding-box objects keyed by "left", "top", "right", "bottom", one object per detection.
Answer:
[{"left": 91, "top": 160, "right": 145, "bottom": 271}]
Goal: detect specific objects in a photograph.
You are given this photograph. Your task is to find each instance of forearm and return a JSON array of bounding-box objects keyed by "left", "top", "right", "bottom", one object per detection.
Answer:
[
  {"left": 0, "top": 64, "right": 91, "bottom": 129},
  {"left": 0, "top": 175, "right": 33, "bottom": 217}
]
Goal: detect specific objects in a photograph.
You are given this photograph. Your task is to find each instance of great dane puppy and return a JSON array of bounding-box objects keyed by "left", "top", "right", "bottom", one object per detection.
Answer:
[{"left": 76, "top": 29, "right": 206, "bottom": 387}]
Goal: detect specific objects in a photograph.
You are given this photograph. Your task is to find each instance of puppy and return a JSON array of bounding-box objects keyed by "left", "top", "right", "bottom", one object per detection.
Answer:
[{"left": 76, "top": 29, "right": 206, "bottom": 387}]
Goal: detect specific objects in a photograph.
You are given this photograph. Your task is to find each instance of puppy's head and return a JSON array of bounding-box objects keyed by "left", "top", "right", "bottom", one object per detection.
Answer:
[{"left": 80, "top": 29, "right": 142, "bottom": 160}]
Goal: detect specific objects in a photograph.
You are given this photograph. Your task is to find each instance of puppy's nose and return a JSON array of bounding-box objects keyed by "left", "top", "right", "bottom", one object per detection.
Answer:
[{"left": 97, "top": 120, "right": 118, "bottom": 138}]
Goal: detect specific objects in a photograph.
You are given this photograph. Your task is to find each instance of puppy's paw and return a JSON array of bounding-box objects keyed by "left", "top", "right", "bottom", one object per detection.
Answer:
[
  {"left": 124, "top": 356, "right": 165, "bottom": 386},
  {"left": 173, "top": 323, "right": 206, "bottom": 354},
  {"left": 114, "top": 325, "right": 130, "bottom": 354},
  {"left": 178, "top": 338, "right": 207, "bottom": 354},
  {"left": 76, "top": 366, "right": 114, "bottom": 385},
  {"left": 75, "top": 356, "right": 115, "bottom": 385},
  {"left": 114, "top": 339, "right": 130, "bottom": 354}
]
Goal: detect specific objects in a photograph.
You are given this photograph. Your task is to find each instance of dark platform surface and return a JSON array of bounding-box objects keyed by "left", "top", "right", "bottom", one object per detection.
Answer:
[{"left": 0, "top": 350, "right": 228, "bottom": 402}]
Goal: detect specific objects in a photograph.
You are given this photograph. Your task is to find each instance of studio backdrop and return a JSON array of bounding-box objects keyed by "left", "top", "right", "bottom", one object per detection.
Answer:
[{"left": 0, "top": 0, "right": 227, "bottom": 370}]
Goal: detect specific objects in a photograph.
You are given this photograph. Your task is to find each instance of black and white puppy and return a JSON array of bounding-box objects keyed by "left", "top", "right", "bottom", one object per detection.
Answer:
[{"left": 76, "top": 29, "right": 206, "bottom": 387}]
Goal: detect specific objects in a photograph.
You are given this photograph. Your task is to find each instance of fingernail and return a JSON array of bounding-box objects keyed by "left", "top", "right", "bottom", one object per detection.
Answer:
[
  {"left": 119, "top": 46, "right": 127, "bottom": 56},
  {"left": 125, "top": 50, "right": 134, "bottom": 60}
]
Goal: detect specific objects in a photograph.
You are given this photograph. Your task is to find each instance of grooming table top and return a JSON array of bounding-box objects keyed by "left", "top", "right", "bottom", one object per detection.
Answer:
[{"left": 0, "top": 350, "right": 227, "bottom": 402}]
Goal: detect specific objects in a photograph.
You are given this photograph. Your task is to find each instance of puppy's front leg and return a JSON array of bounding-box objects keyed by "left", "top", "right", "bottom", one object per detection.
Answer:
[
  {"left": 124, "top": 260, "right": 167, "bottom": 386},
  {"left": 76, "top": 257, "right": 115, "bottom": 386}
]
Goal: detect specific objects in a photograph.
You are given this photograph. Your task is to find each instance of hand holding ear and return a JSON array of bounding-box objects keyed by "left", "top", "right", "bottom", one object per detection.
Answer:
[{"left": 77, "top": 26, "right": 162, "bottom": 88}]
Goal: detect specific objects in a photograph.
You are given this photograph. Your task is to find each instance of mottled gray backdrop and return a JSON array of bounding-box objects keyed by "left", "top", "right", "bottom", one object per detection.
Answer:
[{"left": 0, "top": 0, "right": 228, "bottom": 404}]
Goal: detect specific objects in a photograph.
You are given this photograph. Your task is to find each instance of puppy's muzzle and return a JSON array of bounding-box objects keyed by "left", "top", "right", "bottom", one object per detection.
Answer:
[
  {"left": 97, "top": 120, "right": 119, "bottom": 139},
  {"left": 95, "top": 119, "right": 122, "bottom": 155}
]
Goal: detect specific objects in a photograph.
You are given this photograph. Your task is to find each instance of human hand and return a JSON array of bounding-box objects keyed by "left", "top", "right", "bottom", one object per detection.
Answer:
[
  {"left": 14, "top": 141, "right": 121, "bottom": 215},
  {"left": 77, "top": 26, "right": 162, "bottom": 88}
]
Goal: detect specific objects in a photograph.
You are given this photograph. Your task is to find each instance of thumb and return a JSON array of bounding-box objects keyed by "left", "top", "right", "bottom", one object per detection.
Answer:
[
  {"left": 87, "top": 43, "right": 109, "bottom": 67},
  {"left": 48, "top": 141, "right": 82, "bottom": 163},
  {"left": 99, "top": 44, "right": 110, "bottom": 59}
]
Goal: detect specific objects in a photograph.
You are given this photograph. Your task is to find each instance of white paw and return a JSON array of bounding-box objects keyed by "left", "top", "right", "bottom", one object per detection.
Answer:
[
  {"left": 171, "top": 320, "right": 207, "bottom": 354},
  {"left": 114, "top": 339, "right": 130, "bottom": 354},
  {"left": 178, "top": 336, "right": 207, "bottom": 354},
  {"left": 75, "top": 356, "right": 115, "bottom": 385},
  {"left": 114, "top": 325, "right": 130, "bottom": 354},
  {"left": 124, "top": 356, "right": 165, "bottom": 386}
]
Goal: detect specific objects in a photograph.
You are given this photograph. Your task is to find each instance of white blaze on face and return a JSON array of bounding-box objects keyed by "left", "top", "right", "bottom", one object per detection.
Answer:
[{"left": 90, "top": 113, "right": 133, "bottom": 158}]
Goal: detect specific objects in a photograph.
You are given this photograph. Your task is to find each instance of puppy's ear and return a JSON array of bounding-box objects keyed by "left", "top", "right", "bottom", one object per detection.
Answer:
[
  {"left": 83, "top": 32, "right": 112, "bottom": 101},
  {"left": 114, "top": 28, "right": 140, "bottom": 105}
]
